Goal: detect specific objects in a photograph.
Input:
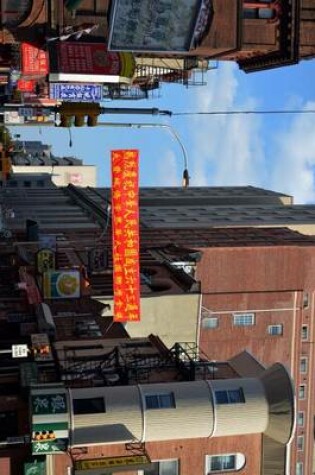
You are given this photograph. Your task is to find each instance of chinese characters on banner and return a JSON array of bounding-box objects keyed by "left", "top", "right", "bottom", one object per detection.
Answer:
[
  {"left": 111, "top": 150, "right": 140, "bottom": 322},
  {"left": 21, "top": 43, "right": 49, "bottom": 75}
]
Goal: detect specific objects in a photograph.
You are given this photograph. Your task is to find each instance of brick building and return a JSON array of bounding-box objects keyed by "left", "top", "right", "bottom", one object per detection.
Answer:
[
  {"left": 0, "top": 176, "right": 297, "bottom": 475},
  {"left": 72, "top": 184, "right": 315, "bottom": 475}
]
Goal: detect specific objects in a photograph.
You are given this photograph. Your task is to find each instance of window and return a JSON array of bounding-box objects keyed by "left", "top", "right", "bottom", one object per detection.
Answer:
[
  {"left": 0, "top": 411, "right": 18, "bottom": 439},
  {"left": 145, "top": 393, "right": 175, "bottom": 410},
  {"left": 23, "top": 181, "right": 31, "bottom": 187},
  {"left": 298, "top": 385, "right": 306, "bottom": 399},
  {"left": 268, "top": 324, "right": 283, "bottom": 336},
  {"left": 202, "top": 317, "right": 218, "bottom": 329},
  {"left": 243, "top": 7, "right": 275, "bottom": 19},
  {"left": 233, "top": 313, "right": 255, "bottom": 326},
  {"left": 301, "top": 325, "right": 308, "bottom": 341},
  {"left": 297, "top": 412, "right": 304, "bottom": 427},
  {"left": 303, "top": 292, "right": 309, "bottom": 309},
  {"left": 73, "top": 397, "right": 105, "bottom": 415},
  {"left": 296, "top": 462, "right": 303, "bottom": 475},
  {"left": 243, "top": 0, "right": 275, "bottom": 20},
  {"left": 142, "top": 459, "right": 178, "bottom": 475},
  {"left": 205, "top": 454, "right": 245, "bottom": 473},
  {"left": 300, "top": 357, "right": 308, "bottom": 374},
  {"left": 297, "top": 435, "right": 304, "bottom": 451},
  {"left": 215, "top": 388, "right": 245, "bottom": 405}
]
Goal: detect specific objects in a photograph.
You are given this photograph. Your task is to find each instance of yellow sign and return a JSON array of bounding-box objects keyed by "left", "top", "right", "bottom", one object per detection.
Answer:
[
  {"left": 43, "top": 270, "right": 80, "bottom": 299},
  {"left": 75, "top": 455, "right": 150, "bottom": 470},
  {"left": 36, "top": 248, "right": 55, "bottom": 274}
]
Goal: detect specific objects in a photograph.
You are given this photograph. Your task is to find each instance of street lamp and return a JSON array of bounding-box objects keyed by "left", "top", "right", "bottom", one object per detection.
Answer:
[{"left": 97, "top": 121, "right": 190, "bottom": 187}]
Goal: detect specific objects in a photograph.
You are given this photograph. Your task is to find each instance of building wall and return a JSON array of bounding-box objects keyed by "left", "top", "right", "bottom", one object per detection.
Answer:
[
  {"left": 197, "top": 245, "right": 315, "bottom": 475},
  {"left": 54, "top": 433, "right": 262, "bottom": 475},
  {"left": 12, "top": 166, "right": 97, "bottom": 187},
  {"left": 300, "top": 0, "right": 315, "bottom": 58},
  {"left": 127, "top": 294, "right": 200, "bottom": 349},
  {"left": 98, "top": 294, "right": 201, "bottom": 349}
]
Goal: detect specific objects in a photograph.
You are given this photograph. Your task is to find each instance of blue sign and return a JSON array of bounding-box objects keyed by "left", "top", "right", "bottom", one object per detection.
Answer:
[{"left": 49, "top": 83, "right": 102, "bottom": 102}]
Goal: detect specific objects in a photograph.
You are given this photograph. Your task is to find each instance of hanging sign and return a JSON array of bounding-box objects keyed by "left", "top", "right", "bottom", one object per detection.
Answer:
[
  {"left": 50, "top": 83, "right": 103, "bottom": 102},
  {"left": 21, "top": 43, "right": 49, "bottom": 75},
  {"left": 111, "top": 150, "right": 140, "bottom": 322},
  {"left": 31, "top": 387, "right": 69, "bottom": 455}
]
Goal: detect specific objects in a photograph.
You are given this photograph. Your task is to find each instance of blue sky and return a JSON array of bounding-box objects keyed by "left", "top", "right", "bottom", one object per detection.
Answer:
[{"left": 11, "top": 59, "right": 315, "bottom": 203}]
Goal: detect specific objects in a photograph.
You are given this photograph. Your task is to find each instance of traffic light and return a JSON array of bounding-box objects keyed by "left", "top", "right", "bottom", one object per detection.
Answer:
[{"left": 57, "top": 103, "right": 101, "bottom": 127}]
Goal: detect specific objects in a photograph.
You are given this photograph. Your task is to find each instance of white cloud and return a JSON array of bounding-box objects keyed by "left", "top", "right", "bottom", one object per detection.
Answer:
[
  {"left": 187, "top": 63, "right": 266, "bottom": 187},
  {"left": 271, "top": 101, "right": 315, "bottom": 204},
  {"left": 184, "top": 64, "right": 315, "bottom": 204}
]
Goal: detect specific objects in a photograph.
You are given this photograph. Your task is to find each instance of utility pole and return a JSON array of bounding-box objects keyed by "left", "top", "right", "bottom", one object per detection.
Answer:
[{"left": 0, "top": 104, "right": 172, "bottom": 127}]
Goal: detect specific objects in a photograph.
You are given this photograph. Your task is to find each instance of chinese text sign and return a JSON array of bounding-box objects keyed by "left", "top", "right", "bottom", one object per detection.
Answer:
[{"left": 111, "top": 150, "right": 140, "bottom": 322}]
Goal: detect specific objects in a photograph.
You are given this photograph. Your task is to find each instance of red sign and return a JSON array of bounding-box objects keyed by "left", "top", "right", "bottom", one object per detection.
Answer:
[
  {"left": 58, "top": 42, "right": 123, "bottom": 75},
  {"left": 111, "top": 150, "right": 140, "bottom": 322},
  {"left": 21, "top": 43, "right": 49, "bottom": 75},
  {"left": 17, "top": 79, "right": 36, "bottom": 92}
]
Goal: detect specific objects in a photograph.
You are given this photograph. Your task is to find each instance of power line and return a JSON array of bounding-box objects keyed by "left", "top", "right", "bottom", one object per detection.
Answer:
[{"left": 173, "top": 109, "right": 315, "bottom": 116}]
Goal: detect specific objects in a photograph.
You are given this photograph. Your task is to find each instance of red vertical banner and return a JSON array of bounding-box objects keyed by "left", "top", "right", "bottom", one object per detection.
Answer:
[{"left": 111, "top": 150, "right": 140, "bottom": 322}]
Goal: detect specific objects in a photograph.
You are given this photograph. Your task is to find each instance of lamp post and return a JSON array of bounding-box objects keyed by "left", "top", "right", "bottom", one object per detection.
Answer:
[{"left": 97, "top": 121, "right": 190, "bottom": 188}]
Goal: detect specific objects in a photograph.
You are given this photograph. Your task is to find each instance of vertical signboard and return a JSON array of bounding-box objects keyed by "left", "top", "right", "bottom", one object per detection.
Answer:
[
  {"left": 57, "top": 42, "right": 135, "bottom": 77},
  {"left": 21, "top": 43, "right": 49, "bottom": 75},
  {"left": 111, "top": 150, "right": 140, "bottom": 322},
  {"left": 31, "top": 387, "right": 69, "bottom": 455}
]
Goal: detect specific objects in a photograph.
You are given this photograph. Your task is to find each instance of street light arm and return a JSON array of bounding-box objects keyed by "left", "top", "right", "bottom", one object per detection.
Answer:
[{"left": 97, "top": 121, "right": 190, "bottom": 187}]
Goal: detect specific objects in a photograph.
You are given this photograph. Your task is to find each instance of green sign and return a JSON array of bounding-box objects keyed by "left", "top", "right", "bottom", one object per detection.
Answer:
[
  {"left": 24, "top": 460, "right": 45, "bottom": 475},
  {"left": 32, "top": 393, "right": 67, "bottom": 415},
  {"left": 32, "top": 438, "right": 67, "bottom": 454}
]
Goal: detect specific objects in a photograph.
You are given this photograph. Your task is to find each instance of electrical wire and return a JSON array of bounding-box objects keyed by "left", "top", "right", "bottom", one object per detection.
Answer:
[{"left": 172, "top": 109, "right": 315, "bottom": 116}]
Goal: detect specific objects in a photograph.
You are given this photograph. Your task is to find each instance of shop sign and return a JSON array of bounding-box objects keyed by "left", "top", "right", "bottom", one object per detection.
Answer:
[
  {"left": 75, "top": 455, "right": 151, "bottom": 471},
  {"left": 32, "top": 438, "right": 68, "bottom": 454},
  {"left": 31, "top": 333, "right": 53, "bottom": 362},
  {"left": 21, "top": 43, "right": 49, "bottom": 75},
  {"left": 43, "top": 270, "right": 80, "bottom": 299},
  {"left": 17, "top": 79, "right": 36, "bottom": 92},
  {"left": 24, "top": 460, "right": 46, "bottom": 475},
  {"left": 50, "top": 83, "right": 102, "bottom": 102},
  {"left": 4, "top": 110, "right": 24, "bottom": 124},
  {"left": 57, "top": 42, "right": 135, "bottom": 77},
  {"left": 36, "top": 248, "right": 55, "bottom": 274},
  {"left": 111, "top": 150, "right": 140, "bottom": 322},
  {"left": 108, "top": 0, "right": 202, "bottom": 52},
  {"left": 32, "top": 392, "right": 67, "bottom": 415},
  {"left": 18, "top": 107, "right": 34, "bottom": 117},
  {"left": 12, "top": 344, "right": 28, "bottom": 358},
  {"left": 31, "top": 387, "right": 69, "bottom": 455}
]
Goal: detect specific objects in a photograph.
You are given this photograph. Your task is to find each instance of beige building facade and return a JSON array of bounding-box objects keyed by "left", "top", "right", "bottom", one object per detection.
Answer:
[{"left": 12, "top": 165, "right": 97, "bottom": 187}]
